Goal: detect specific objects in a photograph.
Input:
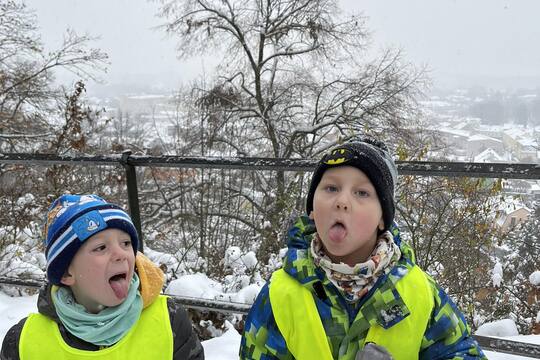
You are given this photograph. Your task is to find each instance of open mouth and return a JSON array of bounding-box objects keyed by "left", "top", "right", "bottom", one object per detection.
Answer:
[
  {"left": 328, "top": 220, "right": 347, "bottom": 242},
  {"left": 108, "top": 272, "right": 129, "bottom": 299},
  {"left": 333, "top": 220, "right": 345, "bottom": 228},
  {"left": 108, "top": 272, "right": 127, "bottom": 282}
]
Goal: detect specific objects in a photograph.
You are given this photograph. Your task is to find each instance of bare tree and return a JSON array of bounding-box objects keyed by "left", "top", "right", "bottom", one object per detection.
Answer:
[
  {"left": 0, "top": 1, "right": 117, "bottom": 284},
  {"left": 153, "top": 0, "right": 427, "bottom": 258},
  {"left": 397, "top": 170, "right": 503, "bottom": 329},
  {"left": 0, "top": 1, "right": 108, "bottom": 152}
]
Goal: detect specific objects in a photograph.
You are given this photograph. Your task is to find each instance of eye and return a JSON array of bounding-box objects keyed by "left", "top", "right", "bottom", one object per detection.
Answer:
[
  {"left": 355, "top": 190, "right": 370, "bottom": 197},
  {"left": 324, "top": 185, "right": 338, "bottom": 193},
  {"left": 121, "top": 240, "right": 132, "bottom": 248},
  {"left": 93, "top": 244, "right": 106, "bottom": 252}
]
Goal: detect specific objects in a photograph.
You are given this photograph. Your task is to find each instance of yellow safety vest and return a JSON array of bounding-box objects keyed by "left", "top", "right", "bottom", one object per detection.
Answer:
[
  {"left": 19, "top": 295, "right": 173, "bottom": 360},
  {"left": 269, "top": 266, "right": 434, "bottom": 360}
]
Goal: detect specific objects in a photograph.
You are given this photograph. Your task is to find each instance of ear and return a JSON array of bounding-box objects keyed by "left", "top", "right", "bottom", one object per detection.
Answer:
[
  {"left": 308, "top": 210, "right": 314, "bottom": 220},
  {"left": 378, "top": 219, "right": 385, "bottom": 231},
  {"left": 60, "top": 270, "right": 75, "bottom": 286}
]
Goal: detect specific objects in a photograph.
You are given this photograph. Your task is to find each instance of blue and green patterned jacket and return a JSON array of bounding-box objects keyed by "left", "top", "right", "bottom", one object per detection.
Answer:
[{"left": 240, "top": 216, "right": 486, "bottom": 359}]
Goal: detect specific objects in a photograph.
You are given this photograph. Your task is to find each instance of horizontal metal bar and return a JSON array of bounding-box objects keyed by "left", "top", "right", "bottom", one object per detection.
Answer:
[
  {"left": 127, "top": 155, "right": 316, "bottom": 171},
  {"left": 167, "top": 294, "right": 251, "bottom": 315},
  {"left": 475, "top": 334, "right": 540, "bottom": 358},
  {"left": 0, "top": 153, "right": 123, "bottom": 166},
  {"left": 399, "top": 161, "right": 540, "bottom": 179},
  {"left": 1, "top": 152, "right": 538, "bottom": 179},
  {"left": 0, "top": 276, "right": 44, "bottom": 288},
  {"left": 0, "top": 277, "right": 539, "bottom": 356}
]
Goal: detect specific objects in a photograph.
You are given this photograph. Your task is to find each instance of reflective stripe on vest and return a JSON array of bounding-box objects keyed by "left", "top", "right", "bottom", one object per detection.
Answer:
[
  {"left": 19, "top": 295, "right": 173, "bottom": 360},
  {"left": 269, "top": 266, "right": 434, "bottom": 360}
]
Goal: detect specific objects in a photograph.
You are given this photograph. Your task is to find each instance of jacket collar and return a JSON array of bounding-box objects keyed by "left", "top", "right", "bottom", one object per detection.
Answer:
[{"left": 282, "top": 215, "right": 416, "bottom": 330}]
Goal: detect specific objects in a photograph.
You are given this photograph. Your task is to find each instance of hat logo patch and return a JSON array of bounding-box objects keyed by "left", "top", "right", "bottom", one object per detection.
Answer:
[
  {"left": 72, "top": 210, "right": 107, "bottom": 241},
  {"left": 323, "top": 148, "right": 354, "bottom": 165},
  {"left": 86, "top": 219, "right": 99, "bottom": 231}
]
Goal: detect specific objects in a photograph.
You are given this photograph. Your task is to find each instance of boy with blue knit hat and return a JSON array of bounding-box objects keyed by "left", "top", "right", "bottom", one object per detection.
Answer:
[
  {"left": 1, "top": 194, "right": 204, "bottom": 360},
  {"left": 240, "top": 137, "right": 486, "bottom": 359}
]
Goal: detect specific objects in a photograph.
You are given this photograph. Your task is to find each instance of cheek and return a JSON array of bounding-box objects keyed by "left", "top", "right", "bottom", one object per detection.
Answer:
[
  {"left": 354, "top": 204, "right": 382, "bottom": 224},
  {"left": 312, "top": 210, "right": 328, "bottom": 229},
  {"left": 78, "top": 261, "right": 106, "bottom": 279}
]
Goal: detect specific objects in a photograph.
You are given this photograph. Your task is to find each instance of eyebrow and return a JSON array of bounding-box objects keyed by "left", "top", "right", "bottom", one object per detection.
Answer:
[{"left": 321, "top": 175, "right": 373, "bottom": 185}]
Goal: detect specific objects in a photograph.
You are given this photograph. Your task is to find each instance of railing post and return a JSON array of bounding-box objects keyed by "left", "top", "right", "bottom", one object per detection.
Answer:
[{"left": 120, "top": 150, "right": 143, "bottom": 252}]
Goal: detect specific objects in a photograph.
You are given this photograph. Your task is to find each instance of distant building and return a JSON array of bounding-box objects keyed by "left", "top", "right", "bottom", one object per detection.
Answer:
[
  {"left": 502, "top": 128, "right": 539, "bottom": 162},
  {"left": 494, "top": 200, "right": 532, "bottom": 232},
  {"left": 467, "top": 134, "right": 504, "bottom": 157},
  {"left": 531, "top": 182, "right": 540, "bottom": 200},
  {"left": 432, "top": 128, "right": 470, "bottom": 157},
  {"left": 473, "top": 148, "right": 514, "bottom": 163}
]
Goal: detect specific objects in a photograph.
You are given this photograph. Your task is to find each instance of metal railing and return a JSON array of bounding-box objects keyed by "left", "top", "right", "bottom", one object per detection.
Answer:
[
  {"left": 2, "top": 151, "right": 538, "bottom": 248},
  {"left": 1, "top": 152, "right": 540, "bottom": 357}
]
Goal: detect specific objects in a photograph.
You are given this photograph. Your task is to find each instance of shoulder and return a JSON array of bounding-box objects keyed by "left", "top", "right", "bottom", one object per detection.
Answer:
[
  {"left": 166, "top": 296, "right": 190, "bottom": 329},
  {"left": 395, "top": 264, "right": 451, "bottom": 313},
  {"left": 165, "top": 297, "right": 204, "bottom": 360},
  {"left": 417, "top": 274, "right": 486, "bottom": 358},
  {"left": 240, "top": 281, "right": 291, "bottom": 359},
  {"left": 0, "top": 317, "right": 27, "bottom": 360},
  {"left": 244, "top": 282, "right": 273, "bottom": 326},
  {"left": 388, "top": 259, "right": 435, "bottom": 302}
]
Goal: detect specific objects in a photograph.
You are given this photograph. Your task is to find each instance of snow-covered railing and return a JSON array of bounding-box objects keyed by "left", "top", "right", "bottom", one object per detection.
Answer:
[
  {"left": 474, "top": 335, "right": 540, "bottom": 358},
  {"left": 1, "top": 152, "right": 538, "bottom": 178},
  {"left": 1, "top": 151, "right": 539, "bottom": 249}
]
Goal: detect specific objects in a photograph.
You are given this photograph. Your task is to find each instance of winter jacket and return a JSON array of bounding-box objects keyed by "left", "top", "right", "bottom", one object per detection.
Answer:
[
  {"left": 240, "top": 216, "right": 486, "bottom": 360},
  {"left": 0, "top": 253, "right": 204, "bottom": 360}
]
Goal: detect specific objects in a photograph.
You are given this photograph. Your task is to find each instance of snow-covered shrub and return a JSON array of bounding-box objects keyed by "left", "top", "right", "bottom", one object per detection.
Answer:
[
  {"left": 475, "top": 318, "right": 519, "bottom": 337},
  {"left": 480, "top": 208, "right": 540, "bottom": 334}
]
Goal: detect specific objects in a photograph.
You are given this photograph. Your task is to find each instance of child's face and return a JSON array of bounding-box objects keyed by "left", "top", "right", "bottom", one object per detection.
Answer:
[
  {"left": 61, "top": 228, "right": 136, "bottom": 313},
  {"left": 311, "top": 166, "right": 384, "bottom": 266}
]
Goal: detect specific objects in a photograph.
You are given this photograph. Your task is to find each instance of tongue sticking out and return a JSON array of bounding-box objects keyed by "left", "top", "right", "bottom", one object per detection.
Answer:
[
  {"left": 109, "top": 275, "right": 129, "bottom": 299},
  {"left": 328, "top": 223, "right": 347, "bottom": 242}
]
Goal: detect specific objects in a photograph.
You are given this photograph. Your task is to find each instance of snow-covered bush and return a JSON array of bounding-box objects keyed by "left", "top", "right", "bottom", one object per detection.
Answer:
[
  {"left": 475, "top": 318, "right": 519, "bottom": 337},
  {"left": 480, "top": 208, "right": 540, "bottom": 334}
]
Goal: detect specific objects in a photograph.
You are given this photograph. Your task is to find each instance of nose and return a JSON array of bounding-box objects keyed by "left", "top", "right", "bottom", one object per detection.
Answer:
[
  {"left": 335, "top": 193, "right": 350, "bottom": 211},
  {"left": 111, "top": 243, "right": 128, "bottom": 262},
  {"left": 336, "top": 201, "right": 348, "bottom": 211}
]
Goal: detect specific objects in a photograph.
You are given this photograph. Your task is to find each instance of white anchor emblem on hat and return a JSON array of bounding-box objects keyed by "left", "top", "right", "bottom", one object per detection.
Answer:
[{"left": 87, "top": 220, "right": 99, "bottom": 231}]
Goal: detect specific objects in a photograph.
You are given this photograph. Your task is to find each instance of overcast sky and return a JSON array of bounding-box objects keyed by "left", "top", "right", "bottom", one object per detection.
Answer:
[{"left": 25, "top": 0, "right": 540, "bottom": 92}]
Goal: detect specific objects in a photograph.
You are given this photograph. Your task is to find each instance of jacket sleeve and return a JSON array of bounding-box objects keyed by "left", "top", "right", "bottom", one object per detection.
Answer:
[
  {"left": 0, "top": 318, "right": 25, "bottom": 360},
  {"left": 167, "top": 298, "right": 205, "bottom": 360},
  {"left": 239, "top": 283, "right": 293, "bottom": 360},
  {"left": 419, "top": 277, "right": 487, "bottom": 360}
]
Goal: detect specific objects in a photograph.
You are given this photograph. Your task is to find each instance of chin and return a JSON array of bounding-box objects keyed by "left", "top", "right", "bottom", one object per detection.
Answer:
[
  {"left": 101, "top": 297, "right": 124, "bottom": 308},
  {"left": 325, "top": 248, "right": 350, "bottom": 260}
]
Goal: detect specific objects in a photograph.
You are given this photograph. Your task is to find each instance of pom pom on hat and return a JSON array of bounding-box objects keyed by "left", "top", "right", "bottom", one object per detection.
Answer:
[{"left": 44, "top": 194, "right": 139, "bottom": 285}]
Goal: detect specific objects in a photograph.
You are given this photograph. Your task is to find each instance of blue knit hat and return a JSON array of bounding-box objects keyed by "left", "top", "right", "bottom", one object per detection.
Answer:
[{"left": 44, "top": 194, "right": 139, "bottom": 285}]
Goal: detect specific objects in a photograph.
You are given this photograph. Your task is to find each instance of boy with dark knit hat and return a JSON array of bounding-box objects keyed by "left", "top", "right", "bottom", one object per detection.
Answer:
[
  {"left": 1, "top": 194, "right": 204, "bottom": 360},
  {"left": 240, "top": 138, "right": 486, "bottom": 360}
]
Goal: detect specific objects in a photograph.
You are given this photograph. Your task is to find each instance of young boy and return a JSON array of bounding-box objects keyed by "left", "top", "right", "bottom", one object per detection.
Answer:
[
  {"left": 240, "top": 138, "right": 486, "bottom": 359},
  {"left": 1, "top": 194, "right": 204, "bottom": 360}
]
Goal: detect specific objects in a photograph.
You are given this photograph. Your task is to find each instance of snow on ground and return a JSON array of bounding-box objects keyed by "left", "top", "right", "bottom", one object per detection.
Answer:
[
  {"left": 0, "top": 292, "right": 539, "bottom": 359},
  {"left": 0, "top": 292, "right": 37, "bottom": 339}
]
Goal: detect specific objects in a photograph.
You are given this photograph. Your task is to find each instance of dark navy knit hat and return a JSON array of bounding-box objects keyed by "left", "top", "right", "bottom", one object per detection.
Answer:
[
  {"left": 44, "top": 194, "right": 139, "bottom": 285},
  {"left": 306, "top": 137, "right": 398, "bottom": 230}
]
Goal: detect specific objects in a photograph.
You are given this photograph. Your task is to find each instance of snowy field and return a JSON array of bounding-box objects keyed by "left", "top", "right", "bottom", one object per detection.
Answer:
[{"left": 1, "top": 292, "right": 539, "bottom": 359}]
